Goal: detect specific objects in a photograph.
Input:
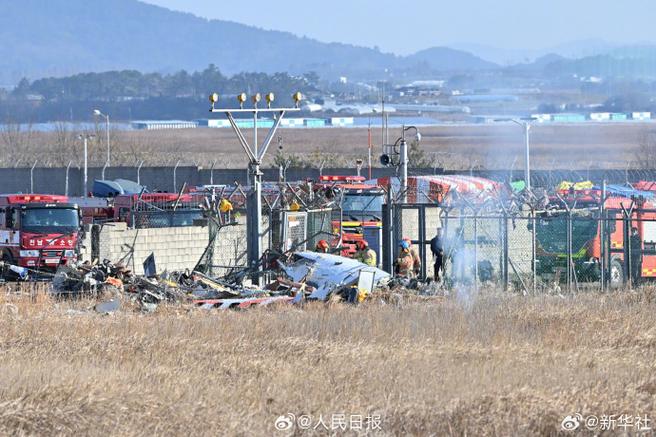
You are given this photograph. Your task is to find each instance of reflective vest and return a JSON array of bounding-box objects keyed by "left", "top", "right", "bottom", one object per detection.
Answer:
[
  {"left": 396, "top": 251, "right": 415, "bottom": 277},
  {"left": 357, "top": 249, "right": 377, "bottom": 267}
]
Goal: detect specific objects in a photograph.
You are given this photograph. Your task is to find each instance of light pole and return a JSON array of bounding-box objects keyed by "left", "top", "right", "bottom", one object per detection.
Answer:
[
  {"left": 93, "top": 109, "right": 111, "bottom": 169},
  {"left": 65, "top": 160, "right": 73, "bottom": 196},
  {"left": 137, "top": 160, "right": 144, "bottom": 186},
  {"left": 379, "top": 125, "right": 421, "bottom": 203},
  {"left": 209, "top": 91, "right": 301, "bottom": 284},
  {"left": 30, "top": 160, "right": 38, "bottom": 194},
  {"left": 497, "top": 118, "right": 533, "bottom": 191},
  {"left": 78, "top": 134, "right": 95, "bottom": 197},
  {"left": 399, "top": 125, "right": 421, "bottom": 203}
]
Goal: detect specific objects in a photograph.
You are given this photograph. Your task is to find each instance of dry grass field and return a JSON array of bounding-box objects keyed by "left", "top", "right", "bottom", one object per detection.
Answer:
[
  {"left": 5, "top": 122, "right": 656, "bottom": 170},
  {"left": 0, "top": 287, "right": 655, "bottom": 435}
]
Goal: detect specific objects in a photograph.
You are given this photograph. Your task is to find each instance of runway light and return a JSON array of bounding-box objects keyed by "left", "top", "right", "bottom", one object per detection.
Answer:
[
  {"left": 209, "top": 93, "right": 219, "bottom": 104},
  {"left": 237, "top": 92, "right": 247, "bottom": 108},
  {"left": 266, "top": 92, "right": 275, "bottom": 107},
  {"left": 292, "top": 91, "right": 303, "bottom": 107},
  {"left": 252, "top": 93, "right": 261, "bottom": 105}
]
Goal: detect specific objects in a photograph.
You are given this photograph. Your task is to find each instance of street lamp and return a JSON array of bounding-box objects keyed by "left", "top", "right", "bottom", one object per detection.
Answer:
[
  {"left": 77, "top": 134, "right": 95, "bottom": 197},
  {"left": 380, "top": 126, "right": 421, "bottom": 203},
  {"left": 496, "top": 118, "right": 533, "bottom": 191},
  {"left": 93, "top": 109, "right": 111, "bottom": 171}
]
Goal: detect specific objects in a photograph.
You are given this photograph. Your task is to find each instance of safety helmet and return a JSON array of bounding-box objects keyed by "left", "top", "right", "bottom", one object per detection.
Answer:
[
  {"left": 357, "top": 240, "right": 368, "bottom": 250},
  {"left": 219, "top": 198, "right": 233, "bottom": 213},
  {"left": 317, "top": 240, "right": 329, "bottom": 250},
  {"left": 400, "top": 240, "right": 410, "bottom": 250},
  {"left": 403, "top": 237, "right": 412, "bottom": 246}
]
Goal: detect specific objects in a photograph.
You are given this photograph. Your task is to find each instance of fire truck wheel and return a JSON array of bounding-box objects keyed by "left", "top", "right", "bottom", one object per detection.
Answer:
[{"left": 609, "top": 258, "right": 624, "bottom": 289}]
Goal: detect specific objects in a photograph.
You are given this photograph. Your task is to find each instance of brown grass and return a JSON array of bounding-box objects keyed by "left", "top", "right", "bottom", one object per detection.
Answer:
[
  {"left": 4, "top": 123, "right": 653, "bottom": 170},
  {"left": 0, "top": 287, "right": 654, "bottom": 435}
]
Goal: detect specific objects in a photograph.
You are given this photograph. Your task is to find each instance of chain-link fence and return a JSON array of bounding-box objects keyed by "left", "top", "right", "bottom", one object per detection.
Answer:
[{"left": 437, "top": 208, "right": 656, "bottom": 292}]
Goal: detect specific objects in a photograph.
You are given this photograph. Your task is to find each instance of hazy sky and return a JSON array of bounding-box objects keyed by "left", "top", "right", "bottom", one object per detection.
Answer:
[{"left": 143, "top": 0, "right": 654, "bottom": 55}]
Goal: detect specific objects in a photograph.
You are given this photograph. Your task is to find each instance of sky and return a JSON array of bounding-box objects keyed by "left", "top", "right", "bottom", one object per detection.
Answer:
[{"left": 143, "top": 0, "right": 655, "bottom": 56}]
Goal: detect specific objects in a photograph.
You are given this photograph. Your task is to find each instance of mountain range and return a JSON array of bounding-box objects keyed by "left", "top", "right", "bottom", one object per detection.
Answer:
[
  {"left": 0, "top": 0, "right": 496, "bottom": 86},
  {"left": 1, "top": 0, "right": 654, "bottom": 88}
]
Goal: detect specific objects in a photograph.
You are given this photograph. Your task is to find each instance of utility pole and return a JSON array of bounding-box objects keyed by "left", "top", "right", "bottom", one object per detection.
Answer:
[
  {"left": 400, "top": 125, "right": 420, "bottom": 204},
  {"left": 524, "top": 122, "right": 531, "bottom": 191},
  {"left": 209, "top": 91, "right": 301, "bottom": 284},
  {"left": 399, "top": 135, "right": 408, "bottom": 203}
]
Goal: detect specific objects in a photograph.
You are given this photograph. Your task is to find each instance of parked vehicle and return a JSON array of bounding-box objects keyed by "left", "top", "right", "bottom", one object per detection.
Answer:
[{"left": 0, "top": 194, "right": 81, "bottom": 272}]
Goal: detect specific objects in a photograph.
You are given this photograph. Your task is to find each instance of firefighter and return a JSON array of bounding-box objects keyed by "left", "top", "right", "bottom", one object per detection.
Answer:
[
  {"left": 355, "top": 240, "right": 376, "bottom": 267},
  {"left": 219, "top": 198, "right": 233, "bottom": 213},
  {"left": 395, "top": 240, "right": 416, "bottom": 278},
  {"left": 315, "top": 239, "right": 330, "bottom": 253},
  {"left": 403, "top": 237, "right": 421, "bottom": 277}
]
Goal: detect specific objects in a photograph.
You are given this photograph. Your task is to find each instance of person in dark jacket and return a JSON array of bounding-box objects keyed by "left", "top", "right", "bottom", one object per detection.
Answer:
[
  {"left": 430, "top": 229, "right": 445, "bottom": 282},
  {"left": 630, "top": 227, "right": 642, "bottom": 286}
]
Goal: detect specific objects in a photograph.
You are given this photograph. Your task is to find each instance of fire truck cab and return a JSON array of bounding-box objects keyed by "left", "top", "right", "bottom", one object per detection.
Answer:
[
  {"left": 0, "top": 194, "right": 81, "bottom": 272},
  {"left": 316, "top": 175, "right": 385, "bottom": 257}
]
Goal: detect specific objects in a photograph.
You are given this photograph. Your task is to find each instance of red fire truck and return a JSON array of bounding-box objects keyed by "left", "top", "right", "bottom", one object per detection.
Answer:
[
  {"left": 316, "top": 175, "right": 385, "bottom": 256},
  {"left": 0, "top": 194, "right": 81, "bottom": 272}
]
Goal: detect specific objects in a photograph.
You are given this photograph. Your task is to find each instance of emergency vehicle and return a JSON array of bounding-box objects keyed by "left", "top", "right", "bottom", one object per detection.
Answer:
[
  {"left": 536, "top": 188, "right": 656, "bottom": 287},
  {"left": 316, "top": 175, "right": 385, "bottom": 256},
  {"left": 0, "top": 194, "right": 81, "bottom": 272}
]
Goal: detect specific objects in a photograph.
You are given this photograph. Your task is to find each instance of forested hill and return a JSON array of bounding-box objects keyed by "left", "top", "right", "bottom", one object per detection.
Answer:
[{"left": 0, "top": 0, "right": 496, "bottom": 85}]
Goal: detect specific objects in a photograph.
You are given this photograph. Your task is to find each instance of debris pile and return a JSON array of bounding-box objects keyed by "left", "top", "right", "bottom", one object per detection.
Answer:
[{"left": 48, "top": 251, "right": 391, "bottom": 312}]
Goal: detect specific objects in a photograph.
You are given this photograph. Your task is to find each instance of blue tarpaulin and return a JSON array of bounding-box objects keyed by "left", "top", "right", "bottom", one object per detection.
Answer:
[{"left": 592, "top": 184, "right": 654, "bottom": 199}]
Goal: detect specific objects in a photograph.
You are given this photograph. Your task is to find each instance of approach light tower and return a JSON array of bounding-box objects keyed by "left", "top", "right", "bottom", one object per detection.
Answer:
[{"left": 209, "top": 91, "right": 302, "bottom": 284}]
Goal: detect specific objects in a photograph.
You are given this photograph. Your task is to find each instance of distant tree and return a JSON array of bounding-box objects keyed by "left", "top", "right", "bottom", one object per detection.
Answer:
[
  {"left": 49, "top": 122, "right": 79, "bottom": 166},
  {"left": 603, "top": 93, "right": 652, "bottom": 112},
  {"left": 302, "top": 71, "right": 320, "bottom": 87},
  {"left": 11, "top": 78, "right": 31, "bottom": 97}
]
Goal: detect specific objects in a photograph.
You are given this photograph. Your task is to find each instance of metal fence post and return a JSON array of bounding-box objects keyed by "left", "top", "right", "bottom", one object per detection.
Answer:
[
  {"left": 566, "top": 209, "right": 573, "bottom": 292},
  {"left": 65, "top": 160, "right": 72, "bottom": 196},
  {"left": 473, "top": 210, "right": 479, "bottom": 292},
  {"left": 381, "top": 203, "right": 393, "bottom": 274},
  {"left": 418, "top": 205, "right": 427, "bottom": 280},
  {"left": 137, "top": 160, "right": 144, "bottom": 186},
  {"left": 600, "top": 181, "right": 606, "bottom": 291},
  {"left": 531, "top": 207, "right": 537, "bottom": 294},
  {"left": 210, "top": 160, "right": 216, "bottom": 185},
  {"left": 503, "top": 213, "right": 509, "bottom": 291},
  {"left": 173, "top": 160, "right": 181, "bottom": 192},
  {"left": 30, "top": 160, "right": 37, "bottom": 194},
  {"left": 101, "top": 161, "right": 108, "bottom": 180}
]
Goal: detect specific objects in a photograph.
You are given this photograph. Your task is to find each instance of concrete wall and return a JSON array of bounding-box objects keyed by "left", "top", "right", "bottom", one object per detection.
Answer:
[{"left": 81, "top": 219, "right": 251, "bottom": 275}]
